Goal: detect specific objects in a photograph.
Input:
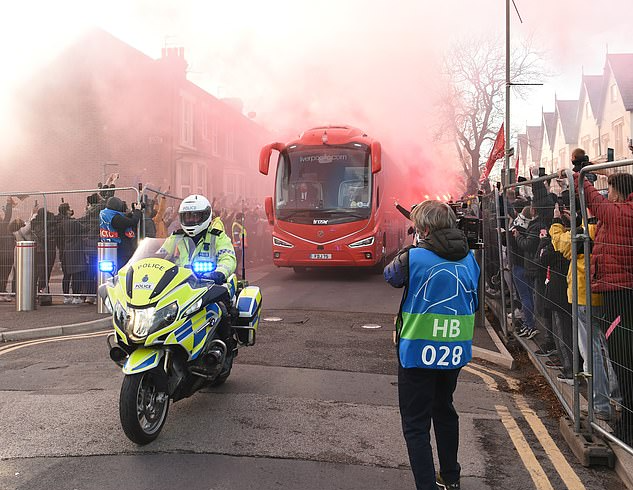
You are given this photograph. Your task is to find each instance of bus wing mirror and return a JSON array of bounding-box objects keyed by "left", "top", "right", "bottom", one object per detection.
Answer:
[
  {"left": 371, "top": 141, "right": 382, "bottom": 173},
  {"left": 259, "top": 142, "right": 285, "bottom": 175},
  {"left": 264, "top": 196, "right": 274, "bottom": 225}
]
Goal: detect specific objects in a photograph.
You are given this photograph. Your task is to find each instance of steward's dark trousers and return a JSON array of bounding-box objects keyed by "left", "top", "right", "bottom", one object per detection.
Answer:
[{"left": 398, "top": 365, "right": 461, "bottom": 490}]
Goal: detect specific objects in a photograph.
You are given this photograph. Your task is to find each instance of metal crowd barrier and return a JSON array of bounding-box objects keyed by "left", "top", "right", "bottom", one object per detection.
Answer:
[
  {"left": 140, "top": 186, "right": 183, "bottom": 239},
  {"left": 0, "top": 186, "right": 140, "bottom": 305},
  {"left": 482, "top": 160, "right": 633, "bottom": 459}
]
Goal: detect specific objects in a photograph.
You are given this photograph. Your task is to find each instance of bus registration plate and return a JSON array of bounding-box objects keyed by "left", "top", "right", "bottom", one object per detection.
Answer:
[{"left": 310, "top": 253, "right": 332, "bottom": 260}]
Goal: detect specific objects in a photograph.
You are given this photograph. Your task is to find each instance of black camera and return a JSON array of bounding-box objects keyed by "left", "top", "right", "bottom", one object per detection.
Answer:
[
  {"left": 572, "top": 154, "right": 590, "bottom": 173},
  {"left": 396, "top": 200, "right": 482, "bottom": 249},
  {"left": 448, "top": 202, "right": 483, "bottom": 250}
]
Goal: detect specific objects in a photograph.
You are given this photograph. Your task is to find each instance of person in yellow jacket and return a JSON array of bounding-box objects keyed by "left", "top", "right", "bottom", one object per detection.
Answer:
[
  {"left": 232, "top": 213, "right": 247, "bottom": 276},
  {"left": 550, "top": 204, "right": 620, "bottom": 420},
  {"left": 165, "top": 194, "right": 236, "bottom": 284},
  {"left": 153, "top": 195, "right": 168, "bottom": 238}
]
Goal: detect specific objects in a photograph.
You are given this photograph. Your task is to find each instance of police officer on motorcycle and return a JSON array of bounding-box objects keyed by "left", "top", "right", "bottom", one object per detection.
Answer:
[
  {"left": 174, "top": 194, "right": 236, "bottom": 283},
  {"left": 166, "top": 194, "right": 237, "bottom": 375}
]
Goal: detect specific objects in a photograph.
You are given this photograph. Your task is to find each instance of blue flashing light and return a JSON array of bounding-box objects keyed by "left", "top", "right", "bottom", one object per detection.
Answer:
[
  {"left": 99, "top": 260, "right": 116, "bottom": 273},
  {"left": 192, "top": 260, "right": 216, "bottom": 274}
]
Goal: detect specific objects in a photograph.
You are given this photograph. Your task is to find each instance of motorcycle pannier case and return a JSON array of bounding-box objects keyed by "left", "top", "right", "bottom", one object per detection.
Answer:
[{"left": 235, "top": 286, "right": 261, "bottom": 346}]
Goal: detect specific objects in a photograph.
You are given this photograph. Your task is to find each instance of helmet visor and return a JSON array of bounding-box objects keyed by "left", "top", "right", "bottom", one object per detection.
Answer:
[{"left": 180, "top": 207, "right": 211, "bottom": 227}]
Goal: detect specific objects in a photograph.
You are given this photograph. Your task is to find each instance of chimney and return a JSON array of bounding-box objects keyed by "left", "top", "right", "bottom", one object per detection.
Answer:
[{"left": 158, "top": 46, "right": 188, "bottom": 78}]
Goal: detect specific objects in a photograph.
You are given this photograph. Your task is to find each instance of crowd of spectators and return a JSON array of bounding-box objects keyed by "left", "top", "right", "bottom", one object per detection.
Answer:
[
  {"left": 0, "top": 187, "right": 272, "bottom": 304},
  {"left": 484, "top": 148, "right": 632, "bottom": 446}
]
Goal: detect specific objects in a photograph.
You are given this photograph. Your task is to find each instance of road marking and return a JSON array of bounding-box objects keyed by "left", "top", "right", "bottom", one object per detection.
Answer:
[
  {"left": 495, "top": 404, "right": 554, "bottom": 490},
  {"left": 469, "top": 362, "right": 520, "bottom": 391},
  {"left": 0, "top": 330, "right": 111, "bottom": 356},
  {"left": 468, "top": 364, "right": 586, "bottom": 490},
  {"left": 515, "top": 394, "right": 586, "bottom": 490},
  {"left": 463, "top": 364, "right": 499, "bottom": 391}
]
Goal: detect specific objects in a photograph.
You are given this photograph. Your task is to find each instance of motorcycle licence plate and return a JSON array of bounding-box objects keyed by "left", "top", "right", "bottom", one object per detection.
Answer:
[{"left": 310, "top": 253, "right": 332, "bottom": 260}]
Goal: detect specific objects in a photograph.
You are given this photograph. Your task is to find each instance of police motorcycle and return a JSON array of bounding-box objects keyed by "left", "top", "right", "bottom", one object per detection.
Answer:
[{"left": 99, "top": 235, "right": 261, "bottom": 445}]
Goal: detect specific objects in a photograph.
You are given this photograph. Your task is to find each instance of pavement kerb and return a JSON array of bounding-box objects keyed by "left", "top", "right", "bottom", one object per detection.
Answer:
[
  {"left": 472, "top": 317, "right": 516, "bottom": 370},
  {"left": 0, "top": 317, "right": 112, "bottom": 343}
]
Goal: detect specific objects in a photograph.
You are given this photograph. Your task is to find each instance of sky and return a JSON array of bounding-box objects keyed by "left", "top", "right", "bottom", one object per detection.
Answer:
[{"left": 1, "top": 0, "right": 632, "bottom": 196}]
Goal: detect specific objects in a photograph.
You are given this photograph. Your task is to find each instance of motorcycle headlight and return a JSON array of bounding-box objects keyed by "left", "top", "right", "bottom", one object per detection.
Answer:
[
  {"left": 183, "top": 298, "right": 203, "bottom": 317},
  {"left": 114, "top": 301, "right": 128, "bottom": 329},
  {"left": 104, "top": 296, "right": 113, "bottom": 314},
  {"left": 122, "top": 302, "right": 179, "bottom": 342},
  {"left": 127, "top": 307, "right": 156, "bottom": 341},
  {"left": 349, "top": 236, "right": 375, "bottom": 248},
  {"left": 151, "top": 302, "right": 179, "bottom": 333}
]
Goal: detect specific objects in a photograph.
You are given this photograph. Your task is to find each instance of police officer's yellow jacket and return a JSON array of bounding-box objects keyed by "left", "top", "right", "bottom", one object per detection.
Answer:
[{"left": 163, "top": 217, "right": 236, "bottom": 279}]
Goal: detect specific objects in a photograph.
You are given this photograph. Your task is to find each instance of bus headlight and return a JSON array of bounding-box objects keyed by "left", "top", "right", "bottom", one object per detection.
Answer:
[
  {"left": 349, "top": 236, "right": 375, "bottom": 248},
  {"left": 273, "top": 236, "right": 294, "bottom": 248}
]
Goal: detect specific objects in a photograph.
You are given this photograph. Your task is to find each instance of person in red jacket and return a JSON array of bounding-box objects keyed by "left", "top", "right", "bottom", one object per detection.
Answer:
[{"left": 572, "top": 148, "right": 633, "bottom": 445}]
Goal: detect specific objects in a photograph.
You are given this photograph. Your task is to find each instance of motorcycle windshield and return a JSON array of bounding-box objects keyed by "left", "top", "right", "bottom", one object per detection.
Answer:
[{"left": 126, "top": 236, "right": 199, "bottom": 269}]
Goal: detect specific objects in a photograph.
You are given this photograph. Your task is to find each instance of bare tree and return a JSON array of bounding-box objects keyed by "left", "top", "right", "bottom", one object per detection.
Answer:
[{"left": 437, "top": 36, "right": 546, "bottom": 193}]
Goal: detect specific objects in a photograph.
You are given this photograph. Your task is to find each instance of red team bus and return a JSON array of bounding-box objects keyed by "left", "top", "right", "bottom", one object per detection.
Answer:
[{"left": 259, "top": 126, "right": 408, "bottom": 271}]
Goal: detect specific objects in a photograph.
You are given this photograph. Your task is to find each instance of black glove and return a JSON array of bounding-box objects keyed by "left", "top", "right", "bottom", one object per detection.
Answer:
[{"left": 209, "top": 271, "right": 226, "bottom": 284}]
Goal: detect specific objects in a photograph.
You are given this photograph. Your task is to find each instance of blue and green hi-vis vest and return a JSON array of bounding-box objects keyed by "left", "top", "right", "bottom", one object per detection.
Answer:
[{"left": 398, "top": 248, "right": 480, "bottom": 369}]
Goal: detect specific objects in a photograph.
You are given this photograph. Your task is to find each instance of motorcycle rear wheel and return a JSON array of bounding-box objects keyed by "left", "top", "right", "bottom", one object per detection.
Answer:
[{"left": 120, "top": 372, "right": 170, "bottom": 445}]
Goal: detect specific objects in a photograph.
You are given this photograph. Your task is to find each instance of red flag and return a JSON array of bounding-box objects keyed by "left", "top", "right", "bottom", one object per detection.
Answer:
[{"left": 481, "top": 124, "right": 505, "bottom": 180}]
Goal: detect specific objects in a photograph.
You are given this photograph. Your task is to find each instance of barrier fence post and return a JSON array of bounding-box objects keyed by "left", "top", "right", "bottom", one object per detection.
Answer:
[
  {"left": 97, "top": 242, "right": 118, "bottom": 314},
  {"left": 15, "top": 241, "right": 36, "bottom": 312}
]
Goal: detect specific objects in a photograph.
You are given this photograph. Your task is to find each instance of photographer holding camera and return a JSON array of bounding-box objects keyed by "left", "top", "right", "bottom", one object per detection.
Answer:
[{"left": 384, "top": 200, "right": 480, "bottom": 490}]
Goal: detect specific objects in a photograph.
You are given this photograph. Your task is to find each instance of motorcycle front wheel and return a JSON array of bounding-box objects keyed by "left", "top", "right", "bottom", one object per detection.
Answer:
[{"left": 120, "top": 372, "right": 170, "bottom": 445}]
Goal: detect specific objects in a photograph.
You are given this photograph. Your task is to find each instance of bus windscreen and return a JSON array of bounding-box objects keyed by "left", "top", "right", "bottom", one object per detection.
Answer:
[{"left": 275, "top": 145, "right": 372, "bottom": 224}]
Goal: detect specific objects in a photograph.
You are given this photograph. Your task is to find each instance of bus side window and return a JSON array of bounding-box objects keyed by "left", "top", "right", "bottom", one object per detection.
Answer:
[{"left": 377, "top": 187, "right": 380, "bottom": 208}]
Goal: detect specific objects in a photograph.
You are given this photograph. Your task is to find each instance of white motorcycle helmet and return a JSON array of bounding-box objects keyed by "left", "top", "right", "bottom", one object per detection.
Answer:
[{"left": 179, "top": 194, "right": 212, "bottom": 237}]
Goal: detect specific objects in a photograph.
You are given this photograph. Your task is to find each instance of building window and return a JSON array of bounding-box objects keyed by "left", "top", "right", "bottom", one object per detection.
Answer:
[
  {"left": 224, "top": 170, "right": 244, "bottom": 198},
  {"left": 196, "top": 164, "right": 207, "bottom": 195},
  {"left": 585, "top": 101, "right": 590, "bottom": 119},
  {"left": 225, "top": 127, "right": 234, "bottom": 161},
  {"left": 581, "top": 136, "right": 591, "bottom": 152},
  {"left": 202, "top": 110, "right": 209, "bottom": 140},
  {"left": 211, "top": 120, "right": 219, "bottom": 155},
  {"left": 180, "top": 97, "right": 194, "bottom": 147},
  {"left": 593, "top": 138, "right": 600, "bottom": 158},
  {"left": 601, "top": 134, "right": 610, "bottom": 155},
  {"left": 613, "top": 119, "right": 624, "bottom": 156},
  {"left": 559, "top": 148, "right": 567, "bottom": 167},
  {"left": 178, "top": 162, "right": 193, "bottom": 197},
  {"left": 611, "top": 84, "right": 618, "bottom": 103},
  {"left": 178, "top": 162, "right": 207, "bottom": 196}
]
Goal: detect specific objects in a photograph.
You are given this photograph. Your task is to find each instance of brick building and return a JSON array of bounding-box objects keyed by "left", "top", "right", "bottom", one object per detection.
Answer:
[{"left": 7, "top": 28, "right": 272, "bottom": 201}]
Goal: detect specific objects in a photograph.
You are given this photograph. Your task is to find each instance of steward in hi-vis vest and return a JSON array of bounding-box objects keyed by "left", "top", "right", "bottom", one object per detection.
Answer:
[
  {"left": 396, "top": 246, "right": 479, "bottom": 369},
  {"left": 383, "top": 199, "right": 480, "bottom": 490},
  {"left": 384, "top": 206, "right": 480, "bottom": 369},
  {"left": 231, "top": 219, "right": 247, "bottom": 249}
]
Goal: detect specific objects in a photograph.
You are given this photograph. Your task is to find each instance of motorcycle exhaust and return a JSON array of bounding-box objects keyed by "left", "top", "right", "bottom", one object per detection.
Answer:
[
  {"left": 191, "top": 339, "right": 226, "bottom": 379},
  {"left": 109, "top": 345, "right": 129, "bottom": 367}
]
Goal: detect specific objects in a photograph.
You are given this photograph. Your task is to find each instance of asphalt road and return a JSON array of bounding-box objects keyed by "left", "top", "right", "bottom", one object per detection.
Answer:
[{"left": 0, "top": 264, "right": 625, "bottom": 490}]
